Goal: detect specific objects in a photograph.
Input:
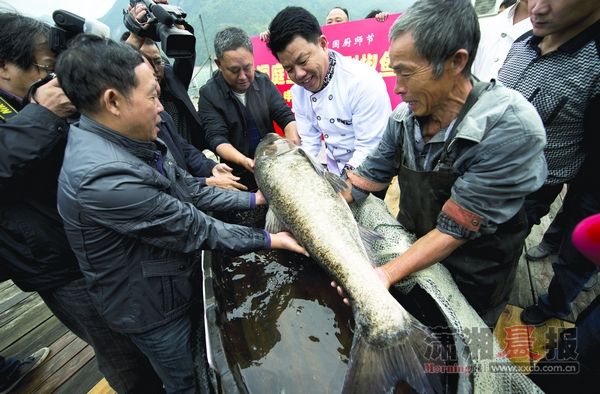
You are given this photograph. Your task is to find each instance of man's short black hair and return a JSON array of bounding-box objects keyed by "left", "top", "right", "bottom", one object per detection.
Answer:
[
  {"left": 365, "top": 9, "right": 383, "bottom": 19},
  {"left": 56, "top": 34, "right": 143, "bottom": 115},
  {"left": 0, "top": 12, "right": 50, "bottom": 70},
  {"left": 267, "top": 7, "right": 322, "bottom": 60}
]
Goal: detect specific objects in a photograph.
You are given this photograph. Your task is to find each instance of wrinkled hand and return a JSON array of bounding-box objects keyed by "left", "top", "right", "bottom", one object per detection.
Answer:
[
  {"left": 270, "top": 231, "right": 308, "bottom": 256},
  {"left": 241, "top": 157, "right": 255, "bottom": 173},
  {"left": 375, "top": 12, "right": 389, "bottom": 22},
  {"left": 259, "top": 30, "right": 270, "bottom": 42},
  {"left": 33, "top": 78, "right": 77, "bottom": 118},
  {"left": 207, "top": 164, "right": 247, "bottom": 190},
  {"left": 330, "top": 266, "right": 390, "bottom": 306}
]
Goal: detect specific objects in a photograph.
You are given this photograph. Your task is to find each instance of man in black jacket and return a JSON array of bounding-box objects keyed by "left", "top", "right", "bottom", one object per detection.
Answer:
[
  {"left": 0, "top": 12, "right": 163, "bottom": 393},
  {"left": 198, "top": 27, "right": 299, "bottom": 191}
]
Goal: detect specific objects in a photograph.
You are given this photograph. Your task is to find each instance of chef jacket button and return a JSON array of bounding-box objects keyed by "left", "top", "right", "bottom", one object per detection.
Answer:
[
  {"left": 330, "top": 118, "right": 335, "bottom": 123},
  {"left": 311, "top": 97, "right": 317, "bottom": 102},
  {"left": 500, "top": 32, "right": 507, "bottom": 38},
  {"left": 324, "top": 134, "right": 329, "bottom": 139},
  {"left": 317, "top": 116, "right": 321, "bottom": 120},
  {"left": 328, "top": 95, "right": 333, "bottom": 100},
  {"left": 346, "top": 149, "right": 351, "bottom": 153}
]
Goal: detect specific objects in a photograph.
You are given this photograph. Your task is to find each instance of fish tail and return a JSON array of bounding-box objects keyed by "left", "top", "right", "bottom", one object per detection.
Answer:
[{"left": 342, "top": 314, "right": 446, "bottom": 394}]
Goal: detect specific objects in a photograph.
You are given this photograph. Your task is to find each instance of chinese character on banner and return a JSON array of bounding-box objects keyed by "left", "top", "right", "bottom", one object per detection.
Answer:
[
  {"left": 270, "top": 64, "right": 286, "bottom": 85},
  {"left": 379, "top": 51, "right": 394, "bottom": 77},
  {"left": 256, "top": 64, "right": 270, "bottom": 78},
  {"left": 498, "top": 325, "right": 543, "bottom": 361},
  {"left": 251, "top": 13, "right": 403, "bottom": 109},
  {"left": 358, "top": 53, "right": 379, "bottom": 70}
]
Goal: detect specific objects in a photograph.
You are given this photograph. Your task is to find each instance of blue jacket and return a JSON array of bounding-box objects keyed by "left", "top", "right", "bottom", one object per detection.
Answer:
[{"left": 58, "top": 116, "right": 269, "bottom": 333}]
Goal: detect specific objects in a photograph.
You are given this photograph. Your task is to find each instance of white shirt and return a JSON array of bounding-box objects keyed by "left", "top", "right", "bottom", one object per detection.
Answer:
[
  {"left": 472, "top": 4, "right": 532, "bottom": 82},
  {"left": 292, "top": 50, "right": 391, "bottom": 174}
]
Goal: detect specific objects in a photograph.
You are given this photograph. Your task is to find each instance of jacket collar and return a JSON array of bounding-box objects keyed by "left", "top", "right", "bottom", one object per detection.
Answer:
[{"left": 78, "top": 115, "right": 166, "bottom": 162}]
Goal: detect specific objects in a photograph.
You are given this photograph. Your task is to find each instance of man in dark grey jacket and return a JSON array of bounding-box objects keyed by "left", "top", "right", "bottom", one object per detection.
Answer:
[
  {"left": 198, "top": 27, "right": 299, "bottom": 191},
  {"left": 55, "top": 35, "right": 305, "bottom": 393}
]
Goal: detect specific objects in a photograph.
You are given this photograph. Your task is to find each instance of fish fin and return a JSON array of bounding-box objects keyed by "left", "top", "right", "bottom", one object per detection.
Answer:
[
  {"left": 265, "top": 207, "right": 286, "bottom": 233},
  {"left": 323, "top": 171, "right": 350, "bottom": 193},
  {"left": 296, "top": 148, "right": 349, "bottom": 193},
  {"left": 357, "top": 224, "right": 384, "bottom": 265},
  {"left": 297, "top": 147, "right": 326, "bottom": 176},
  {"left": 342, "top": 314, "right": 448, "bottom": 394}
]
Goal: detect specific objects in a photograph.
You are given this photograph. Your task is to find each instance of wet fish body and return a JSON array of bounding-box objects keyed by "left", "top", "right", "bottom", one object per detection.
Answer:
[{"left": 254, "top": 134, "right": 443, "bottom": 394}]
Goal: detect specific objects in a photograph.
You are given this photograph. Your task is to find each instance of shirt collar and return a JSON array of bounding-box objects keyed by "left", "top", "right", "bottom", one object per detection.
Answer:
[{"left": 528, "top": 19, "right": 600, "bottom": 55}]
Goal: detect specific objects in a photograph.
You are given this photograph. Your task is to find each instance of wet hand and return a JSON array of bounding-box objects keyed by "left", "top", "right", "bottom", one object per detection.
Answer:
[
  {"left": 271, "top": 231, "right": 309, "bottom": 256},
  {"left": 242, "top": 157, "right": 255, "bottom": 173},
  {"left": 33, "top": 78, "right": 77, "bottom": 119},
  {"left": 330, "top": 266, "right": 391, "bottom": 306},
  {"left": 254, "top": 190, "right": 267, "bottom": 205}
]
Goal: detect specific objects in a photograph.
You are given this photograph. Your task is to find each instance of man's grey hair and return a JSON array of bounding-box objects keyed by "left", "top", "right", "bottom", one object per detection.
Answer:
[
  {"left": 214, "top": 27, "right": 253, "bottom": 59},
  {"left": 389, "top": 0, "right": 479, "bottom": 79}
]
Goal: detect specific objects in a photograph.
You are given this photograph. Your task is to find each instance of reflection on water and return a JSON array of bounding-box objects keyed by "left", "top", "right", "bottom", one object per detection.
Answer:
[{"left": 212, "top": 249, "right": 353, "bottom": 393}]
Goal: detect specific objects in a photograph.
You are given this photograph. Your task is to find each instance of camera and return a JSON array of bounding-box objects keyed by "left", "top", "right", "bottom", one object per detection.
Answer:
[
  {"left": 50, "top": 10, "right": 110, "bottom": 54},
  {"left": 124, "top": 0, "right": 196, "bottom": 58}
]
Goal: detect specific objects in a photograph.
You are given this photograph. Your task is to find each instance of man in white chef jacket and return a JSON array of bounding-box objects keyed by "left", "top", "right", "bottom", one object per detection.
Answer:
[{"left": 266, "top": 6, "right": 391, "bottom": 175}]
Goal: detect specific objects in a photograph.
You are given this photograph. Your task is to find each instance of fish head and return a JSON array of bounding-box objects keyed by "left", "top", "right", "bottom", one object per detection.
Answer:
[{"left": 255, "top": 133, "right": 296, "bottom": 160}]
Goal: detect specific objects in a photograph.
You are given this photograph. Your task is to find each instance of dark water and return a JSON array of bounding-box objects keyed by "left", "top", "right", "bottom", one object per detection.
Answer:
[
  {"left": 208, "top": 207, "right": 457, "bottom": 393},
  {"left": 211, "top": 248, "right": 354, "bottom": 393}
]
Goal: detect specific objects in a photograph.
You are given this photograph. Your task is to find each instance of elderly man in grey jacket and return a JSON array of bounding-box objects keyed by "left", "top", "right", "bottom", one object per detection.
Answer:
[
  {"left": 338, "top": 0, "right": 547, "bottom": 328},
  {"left": 55, "top": 35, "right": 305, "bottom": 393}
]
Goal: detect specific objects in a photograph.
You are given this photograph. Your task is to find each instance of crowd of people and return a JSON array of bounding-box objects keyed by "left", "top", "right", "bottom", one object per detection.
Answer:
[{"left": 0, "top": 0, "right": 598, "bottom": 392}]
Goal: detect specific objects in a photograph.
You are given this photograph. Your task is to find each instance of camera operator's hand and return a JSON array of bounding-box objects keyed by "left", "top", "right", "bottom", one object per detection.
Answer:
[{"left": 32, "top": 78, "right": 77, "bottom": 119}]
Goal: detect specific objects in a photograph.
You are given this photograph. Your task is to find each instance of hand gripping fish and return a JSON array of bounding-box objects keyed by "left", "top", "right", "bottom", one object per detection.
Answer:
[{"left": 254, "top": 134, "right": 445, "bottom": 394}]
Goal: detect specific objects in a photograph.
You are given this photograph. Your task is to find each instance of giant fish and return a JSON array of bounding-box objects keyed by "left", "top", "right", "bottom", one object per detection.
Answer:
[{"left": 254, "top": 133, "right": 445, "bottom": 394}]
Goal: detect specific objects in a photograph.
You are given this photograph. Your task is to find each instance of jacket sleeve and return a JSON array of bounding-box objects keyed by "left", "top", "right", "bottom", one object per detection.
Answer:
[
  {"left": 175, "top": 129, "right": 217, "bottom": 177},
  {"left": 77, "top": 163, "right": 268, "bottom": 254},
  {"left": 171, "top": 23, "right": 196, "bottom": 90},
  {"left": 265, "top": 77, "right": 294, "bottom": 129},
  {"left": 0, "top": 104, "right": 68, "bottom": 191},
  {"left": 197, "top": 86, "right": 231, "bottom": 152}
]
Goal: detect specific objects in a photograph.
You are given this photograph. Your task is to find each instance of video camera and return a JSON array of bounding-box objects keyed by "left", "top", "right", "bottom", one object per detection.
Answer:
[
  {"left": 23, "top": 10, "right": 110, "bottom": 108},
  {"left": 50, "top": 10, "right": 111, "bottom": 54},
  {"left": 124, "top": 0, "right": 196, "bottom": 58}
]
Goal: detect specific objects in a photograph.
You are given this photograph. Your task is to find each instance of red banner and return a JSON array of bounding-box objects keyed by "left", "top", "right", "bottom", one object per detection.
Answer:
[{"left": 251, "top": 13, "right": 402, "bottom": 111}]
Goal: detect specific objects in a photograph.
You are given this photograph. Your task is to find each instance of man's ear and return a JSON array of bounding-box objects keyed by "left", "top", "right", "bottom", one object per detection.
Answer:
[
  {"left": 0, "top": 60, "right": 9, "bottom": 81},
  {"left": 215, "top": 58, "right": 221, "bottom": 69},
  {"left": 450, "top": 49, "right": 469, "bottom": 75},
  {"left": 101, "top": 88, "right": 122, "bottom": 117},
  {"left": 319, "top": 35, "right": 328, "bottom": 50}
]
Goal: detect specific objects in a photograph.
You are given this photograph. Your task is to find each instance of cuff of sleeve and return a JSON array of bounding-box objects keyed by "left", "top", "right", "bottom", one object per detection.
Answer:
[
  {"left": 437, "top": 212, "right": 480, "bottom": 240},
  {"left": 441, "top": 199, "right": 485, "bottom": 232},
  {"left": 197, "top": 177, "right": 207, "bottom": 186},
  {"left": 250, "top": 192, "right": 256, "bottom": 209},
  {"left": 263, "top": 230, "right": 271, "bottom": 249},
  {"left": 347, "top": 170, "right": 387, "bottom": 192}
]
